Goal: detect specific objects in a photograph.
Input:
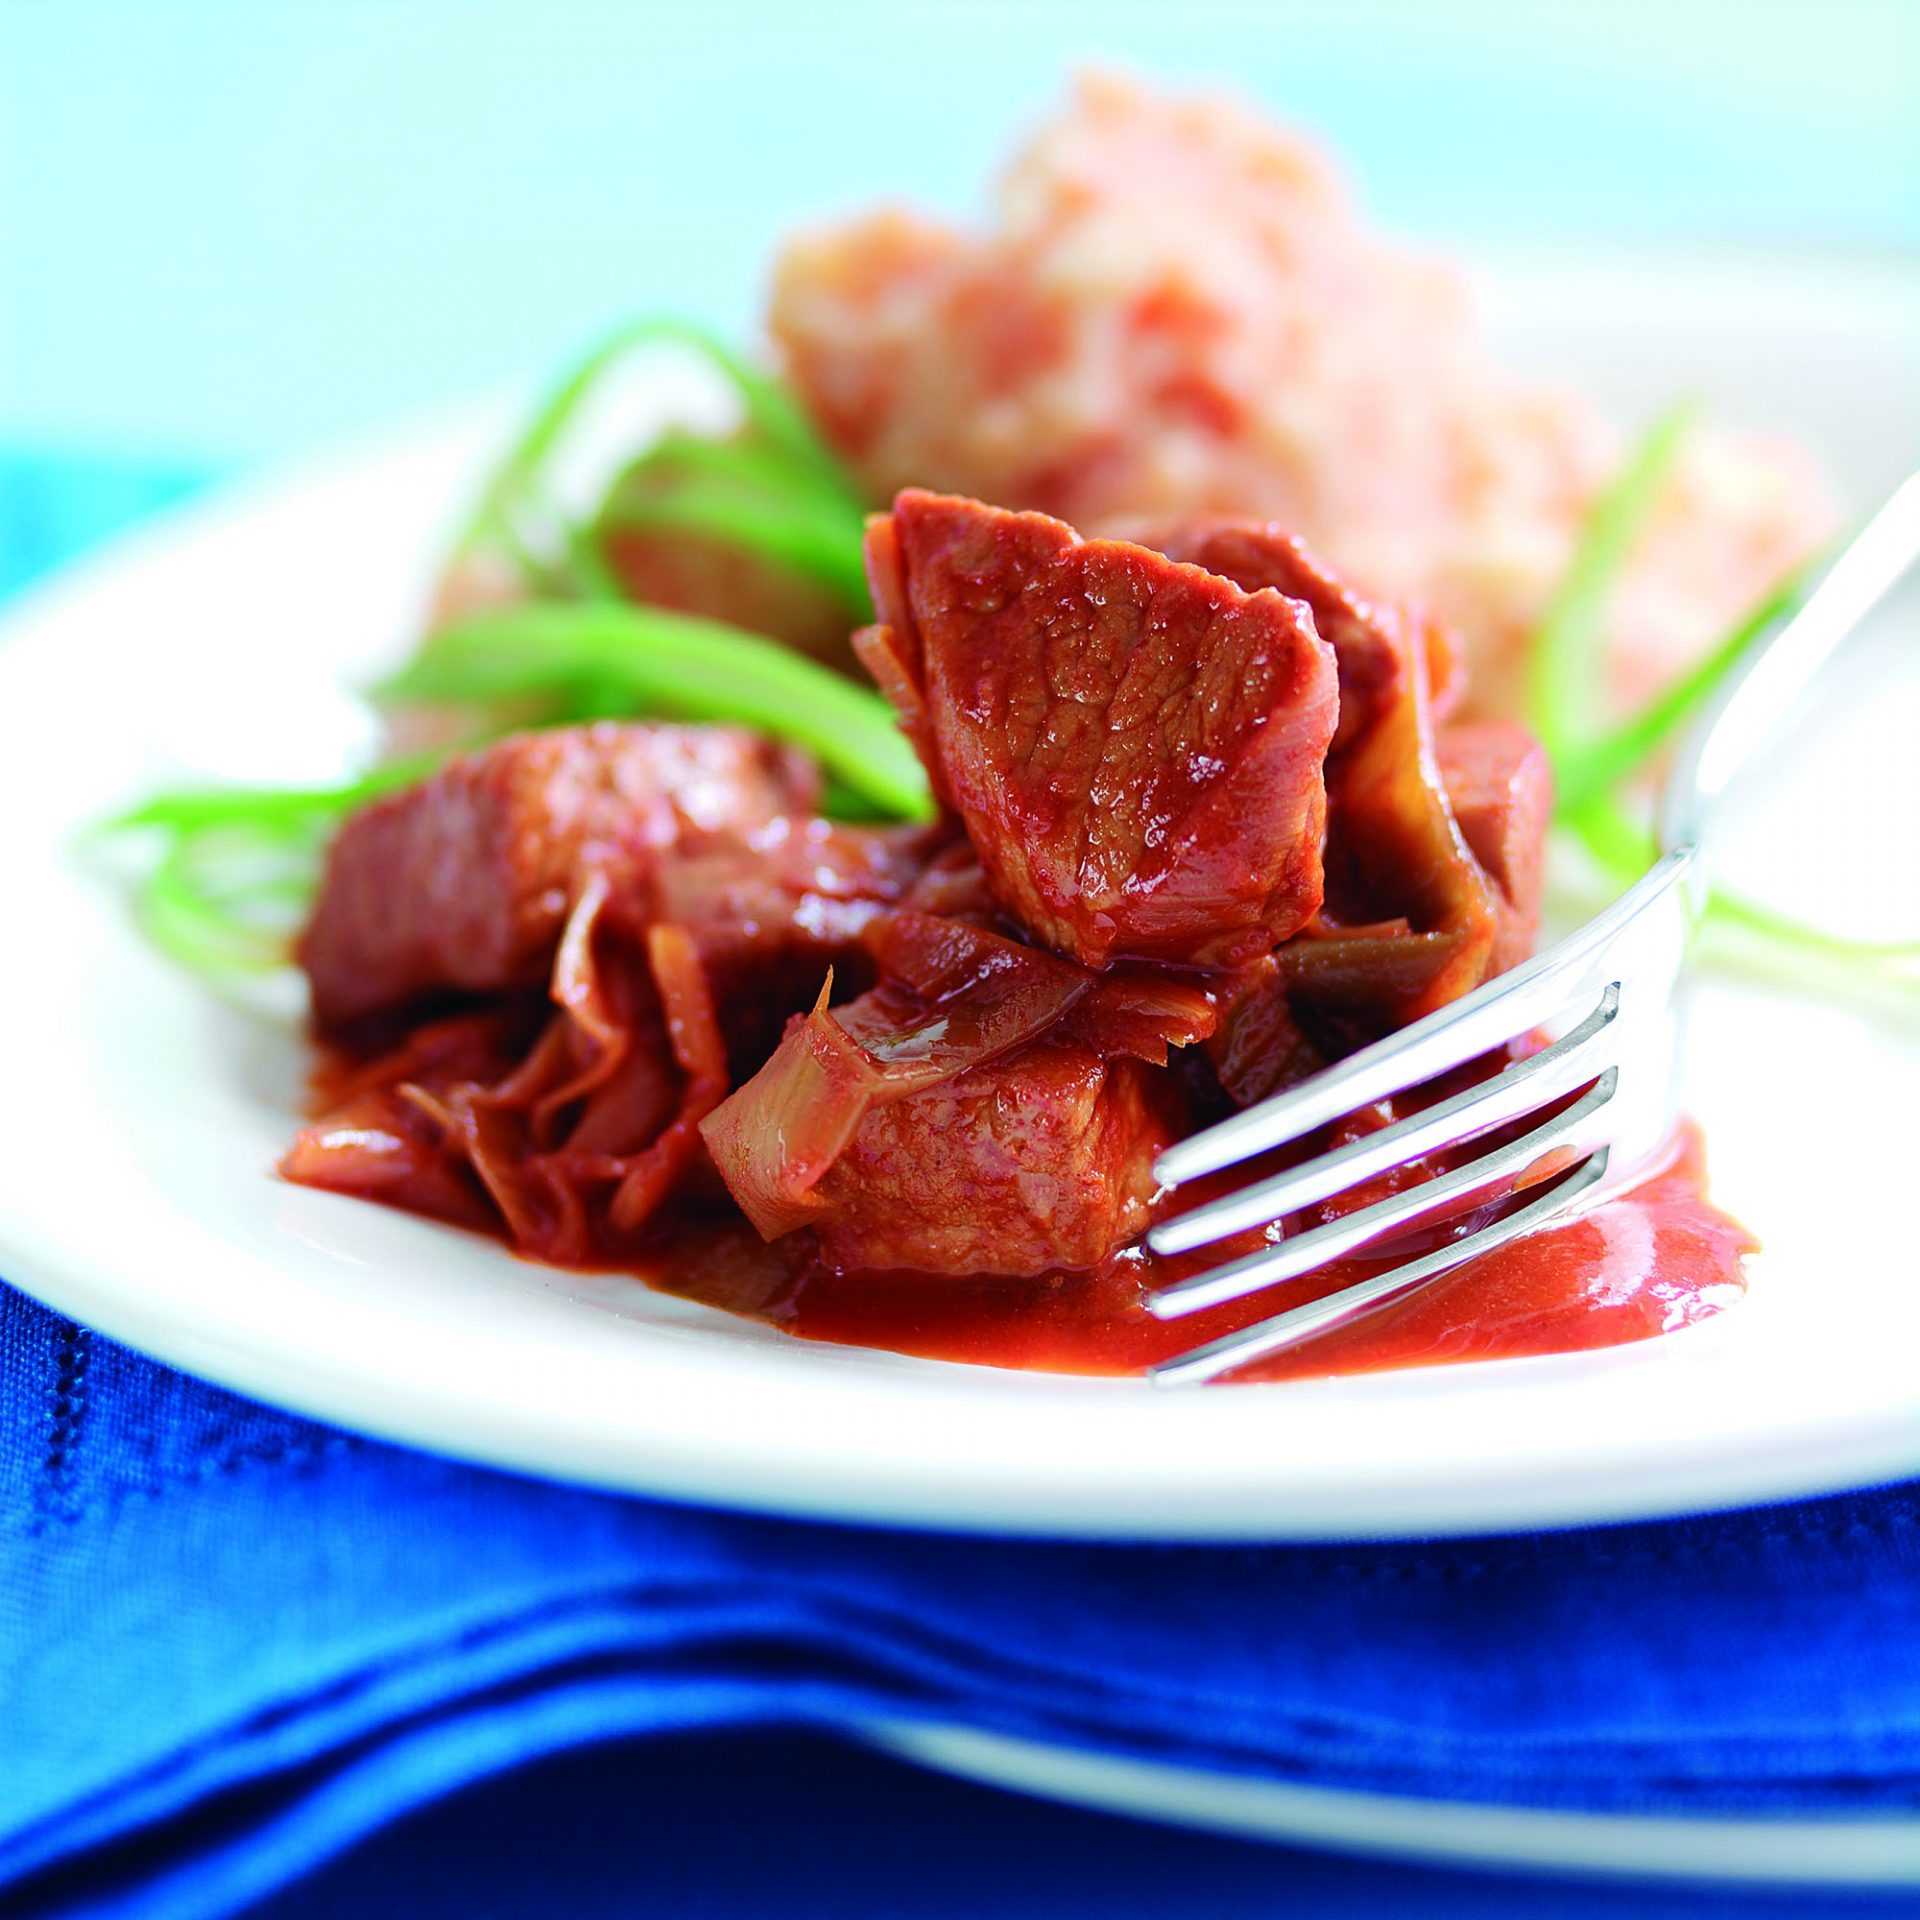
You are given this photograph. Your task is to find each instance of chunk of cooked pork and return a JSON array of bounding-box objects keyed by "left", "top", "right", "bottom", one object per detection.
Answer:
[
  {"left": 702, "top": 912, "right": 1195, "bottom": 1275},
  {"left": 299, "top": 723, "right": 818, "bottom": 1031},
  {"left": 860, "top": 491, "right": 1338, "bottom": 970}
]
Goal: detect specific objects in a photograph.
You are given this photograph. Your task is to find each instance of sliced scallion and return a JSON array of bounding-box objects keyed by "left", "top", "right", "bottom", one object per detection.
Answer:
[{"left": 376, "top": 602, "right": 930, "bottom": 820}]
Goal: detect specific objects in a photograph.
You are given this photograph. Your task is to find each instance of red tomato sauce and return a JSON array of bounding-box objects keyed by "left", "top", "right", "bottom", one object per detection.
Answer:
[
  {"left": 304, "top": 1035, "right": 1752, "bottom": 1384},
  {"left": 629, "top": 1122, "right": 1749, "bottom": 1383}
]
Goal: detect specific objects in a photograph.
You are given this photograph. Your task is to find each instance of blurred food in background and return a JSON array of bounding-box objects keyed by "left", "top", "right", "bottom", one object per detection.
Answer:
[{"left": 772, "top": 73, "right": 1833, "bottom": 717}]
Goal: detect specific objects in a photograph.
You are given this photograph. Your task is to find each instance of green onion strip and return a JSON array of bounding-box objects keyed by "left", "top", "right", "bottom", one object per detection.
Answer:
[
  {"left": 456, "top": 317, "right": 871, "bottom": 614},
  {"left": 1529, "top": 411, "right": 1914, "bottom": 993},
  {"left": 376, "top": 603, "right": 930, "bottom": 821}
]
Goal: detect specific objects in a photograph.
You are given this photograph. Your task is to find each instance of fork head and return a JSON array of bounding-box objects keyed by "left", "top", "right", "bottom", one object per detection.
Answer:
[
  {"left": 1141, "top": 846, "right": 1697, "bottom": 1385},
  {"left": 1140, "top": 470, "right": 1920, "bottom": 1385}
]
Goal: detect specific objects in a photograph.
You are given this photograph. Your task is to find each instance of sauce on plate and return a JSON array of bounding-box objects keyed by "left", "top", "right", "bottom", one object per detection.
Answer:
[{"left": 630, "top": 1122, "right": 1749, "bottom": 1383}]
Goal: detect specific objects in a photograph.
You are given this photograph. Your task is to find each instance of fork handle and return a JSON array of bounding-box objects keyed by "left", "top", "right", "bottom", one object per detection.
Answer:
[{"left": 1660, "top": 470, "right": 1920, "bottom": 858}]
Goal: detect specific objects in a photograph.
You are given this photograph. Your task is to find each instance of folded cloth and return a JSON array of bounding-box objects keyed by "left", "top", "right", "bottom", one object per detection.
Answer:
[
  {"left": 4, "top": 1281, "right": 1920, "bottom": 1920},
  {"left": 241, "top": 1728, "right": 1920, "bottom": 1920}
]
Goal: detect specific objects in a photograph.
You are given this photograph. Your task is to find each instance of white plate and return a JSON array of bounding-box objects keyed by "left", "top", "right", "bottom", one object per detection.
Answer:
[
  {"left": 875, "top": 1722, "right": 1920, "bottom": 1886},
  {"left": 1, "top": 252, "right": 1916, "bottom": 1541}
]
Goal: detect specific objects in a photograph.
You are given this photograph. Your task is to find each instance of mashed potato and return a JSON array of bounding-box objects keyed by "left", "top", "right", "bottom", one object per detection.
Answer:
[{"left": 770, "top": 73, "right": 1831, "bottom": 719}]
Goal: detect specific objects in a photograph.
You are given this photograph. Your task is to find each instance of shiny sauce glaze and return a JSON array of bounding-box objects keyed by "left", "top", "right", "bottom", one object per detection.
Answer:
[
  {"left": 305, "top": 1034, "right": 1751, "bottom": 1382},
  {"left": 622, "top": 1121, "right": 1750, "bottom": 1383}
]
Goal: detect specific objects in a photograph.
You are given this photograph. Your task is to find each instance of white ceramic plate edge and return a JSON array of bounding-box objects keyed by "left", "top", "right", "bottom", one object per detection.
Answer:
[{"left": 868, "top": 1722, "right": 1920, "bottom": 1886}]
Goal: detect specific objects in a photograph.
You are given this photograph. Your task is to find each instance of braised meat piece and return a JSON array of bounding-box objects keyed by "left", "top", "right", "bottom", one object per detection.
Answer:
[
  {"left": 703, "top": 913, "right": 1093, "bottom": 1241},
  {"left": 651, "top": 816, "right": 944, "bottom": 1073},
  {"left": 300, "top": 723, "right": 819, "bottom": 1031},
  {"left": 1436, "top": 721, "right": 1553, "bottom": 974},
  {"left": 1133, "top": 521, "right": 1551, "bottom": 1108},
  {"left": 860, "top": 491, "right": 1338, "bottom": 970},
  {"left": 1132, "top": 519, "right": 1466, "bottom": 738},
  {"left": 289, "top": 728, "right": 959, "bottom": 1254},
  {"left": 1144, "top": 522, "right": 1504, "bottom": 1023},
  {"left": 286, "top": 872, "right": 730, "bottom": 1260},
  {"left": 702, "top": 913, "right": 1195, "bottom": 1276},
  {"left": 810, "top": 1042, "right": 1180, "bottom": 1276},
  {"left": 290, "top": 493, "right": 1559, "bottom": 1299}
]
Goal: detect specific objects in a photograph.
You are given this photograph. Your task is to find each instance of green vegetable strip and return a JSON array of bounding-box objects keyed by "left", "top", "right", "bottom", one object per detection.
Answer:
[
  {"left": 1528, "top": 402, "right": 1695, "bottom": 760},
  {"left": 1569, "top": 794, "right": 1918, "bottom": 981},
  {"left": 456, "top": 316, "right": 867, "bottom": 578},
  {"left": 454, "top": 319, "right": 655, "bottom": 563},
  {"left": 1553, "top": 561, "right": 1814, "bottom": 815},
  {"left": 1561, "top": 795, "right": 1654, "bottom": 879},
  {"left": 599, "top": 485, "right": 872, "bottom": 613},
  {"left": 138, "top": 833, "right": 307, "bottom": 975},
  {"left": 105, "top": 750, "right": 449, "bottom": 836},
  {"left": 1531, "top": 417, "right": 1911, "bottom": 989},
  {"left": 376, "top": 603, "right": 932, "bottom": 821},
  {"left": 1712, "top": 891, "right": 1920, "bottom": 967},
  {"left": 622, "top": 429, "right": 848, "bottom": 502},
  {"left": 599, "top": 429, "right": 873, "bottom": 613},
  {"left": 578, "top": 322, "right": 862, "bottom": 510},
  {"left": 692, "top": 337, "right": 867, "bottom": 511}
]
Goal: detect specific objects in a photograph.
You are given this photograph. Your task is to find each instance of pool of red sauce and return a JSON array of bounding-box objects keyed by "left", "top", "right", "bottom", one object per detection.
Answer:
[
  {"left": 303, "top": 1050, "right": 1753, "bottom": 1385},
  {"left": 632, "top": 1121, "right": 1750, "bottom": 1383}
]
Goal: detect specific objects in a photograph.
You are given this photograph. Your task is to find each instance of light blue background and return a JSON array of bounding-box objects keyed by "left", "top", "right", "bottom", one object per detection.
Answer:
[{"left": 2, "top": 0, "right": 1915, "bottom": 469}]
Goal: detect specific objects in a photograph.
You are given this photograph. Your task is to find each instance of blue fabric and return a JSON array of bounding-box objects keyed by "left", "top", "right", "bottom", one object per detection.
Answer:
[
  {"left": 248, "top": 1730, "right": 1920, "bottom": 1920},
  {"left": 5, "top": 1283, "right": 1920, "bottom": 1920}
]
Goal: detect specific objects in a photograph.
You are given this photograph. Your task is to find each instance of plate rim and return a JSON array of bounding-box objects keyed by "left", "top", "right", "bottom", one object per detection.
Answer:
[{"left": 868, "top": 1721, "right": 1920, "bottom": 1886}]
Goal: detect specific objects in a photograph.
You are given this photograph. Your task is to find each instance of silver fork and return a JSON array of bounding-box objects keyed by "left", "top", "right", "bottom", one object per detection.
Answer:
[{"left": 1144, "top": 472, "right": 1920, "bottom": 1385}]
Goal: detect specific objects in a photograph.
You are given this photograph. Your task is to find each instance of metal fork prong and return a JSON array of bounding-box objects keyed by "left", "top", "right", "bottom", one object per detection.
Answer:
[
  {"left": 1147, "top": 982, "right": 1620, "bottom": 1257},
  {"left": 1147, "top": 1150, "right": 1612, "bottom": 1385},
  {"left": 1152, "top": 849, "right": 1691, "bottom": 1188},
  {"left": 1145, "top": 1070, "right": 1619, "bottom": 1320}
]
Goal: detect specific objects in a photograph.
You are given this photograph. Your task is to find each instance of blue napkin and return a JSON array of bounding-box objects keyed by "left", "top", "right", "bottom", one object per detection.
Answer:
[
  {"left": 6, "top": 1277, "right": 1920, "bottom": 1920},
  {"left": 247, "top": 1726, "right": 1920, "bottom": 1920}
]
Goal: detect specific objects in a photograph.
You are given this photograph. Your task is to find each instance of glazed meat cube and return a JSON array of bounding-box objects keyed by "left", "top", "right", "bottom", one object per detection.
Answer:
[
  {"left": 702, "top": 914, "right": 1093, "bottom": 1240},
  {"left": 299, "top": 723, "right": 818, "bottom": 1030},
  {"left": 651, "top": 817, "right": 944, "bottom": 1073},
  {"left": 702, "top": 912, "right": 1193, "bottom": 1276},
  {"left": 1136, "top": 519, "right": 1463, "bottom": 740},
  {"left": 1145, "top": 521, "right": 1502, "bottom": 1021},
  {"left": 810, "top": 1042, "right": 1180, "bottom": 1276},
  {"left": 860, "top": 491, "right": 1338, "bottom": 970},
  {"left": 1436, "top": 721, "right": 1554, "bottom": 973}
]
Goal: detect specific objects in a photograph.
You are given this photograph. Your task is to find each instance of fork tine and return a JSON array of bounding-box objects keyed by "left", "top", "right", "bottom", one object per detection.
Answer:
[
  {"left": 1148, "top": 983, "right": 1619, "bottom": 1256},
  {"left": 1146, "top": 1069, "right": 1618, "bottom": 1319},
  {"left": 1147, "top": 1150, "right": 1612, "bottom": 1385},
  {"left": 1153, "top": 849, "right": 1691, "bottom": 1188}
]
